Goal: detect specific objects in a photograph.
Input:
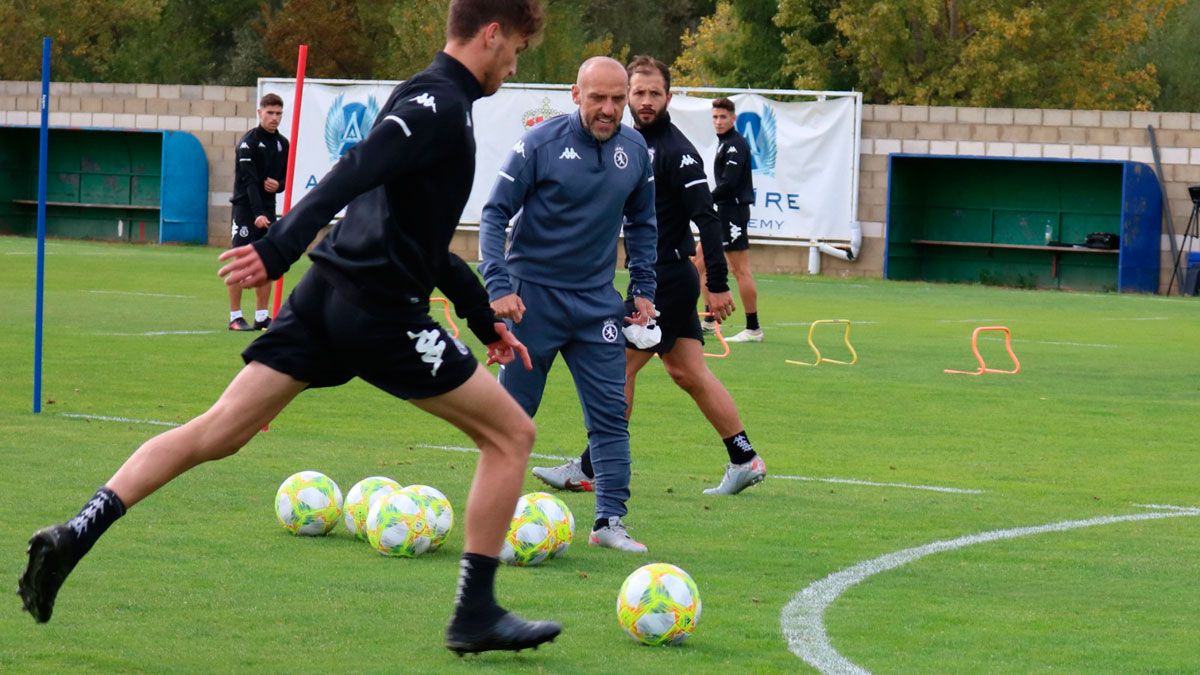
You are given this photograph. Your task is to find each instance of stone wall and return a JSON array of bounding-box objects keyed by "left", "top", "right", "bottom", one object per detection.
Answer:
[{"left": 2, "top": 80, "right": 1195, "bottom": 291}]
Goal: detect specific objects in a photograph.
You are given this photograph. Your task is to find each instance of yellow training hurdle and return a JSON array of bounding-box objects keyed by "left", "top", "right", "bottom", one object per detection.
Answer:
[
  {"left": 944, "top": 325, "right": 1020, "bottom": 375},
  {"left": 786, "top": 319, "right": 858, "bottom": 367}
]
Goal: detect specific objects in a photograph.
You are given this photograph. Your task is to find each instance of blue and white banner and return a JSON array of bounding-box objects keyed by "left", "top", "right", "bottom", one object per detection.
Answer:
[{"left": 259, "top": 79, "right": 859, "bottom": 242}]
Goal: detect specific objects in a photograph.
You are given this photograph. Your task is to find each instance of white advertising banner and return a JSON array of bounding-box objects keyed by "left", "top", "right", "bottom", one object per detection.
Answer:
[{"left": 259, "top": 79, "right": 858, "bottom": 242}]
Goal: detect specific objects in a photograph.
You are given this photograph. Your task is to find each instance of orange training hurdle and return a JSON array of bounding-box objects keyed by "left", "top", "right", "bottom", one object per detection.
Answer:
[
  {"left": 699, "top": 312, "right": 729, "bottom": 359},
  {"left": 430, "top": 297, "right": 459, "bottom": 338},
  {"left": 786, "top": 319, "right": 858, "bottom": 367},
  {"left": 944, "top": 326, "right": 1020, "bottom": 375}
]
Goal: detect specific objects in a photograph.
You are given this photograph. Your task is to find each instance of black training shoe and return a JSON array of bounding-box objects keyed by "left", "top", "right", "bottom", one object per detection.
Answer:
[
  {"left": 18, "top": 524, "right": 80, "bottom": 624},
  {"left": 446, "top": 612, "right": 562, "bottom": 656},
  {"left": 228, "top": 317, "right": 254, "bottom": 332},
  {"left": 253, "top": 317, "right": 271, "bottom": 331}
]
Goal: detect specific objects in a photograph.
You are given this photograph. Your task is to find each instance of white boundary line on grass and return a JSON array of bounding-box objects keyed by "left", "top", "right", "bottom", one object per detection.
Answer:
[
  {"left": 61, "top": 413, "right": 181, "bottom": 427},
  {"left": 773, "top": 474, "right": 983, "bottom": 495},
  {"left": 86, "top": 290, "right": 195, "bottom": 299},
  {"left": 46, "top": 420, "right": 988, "bottom": 494},
  {"left": 780, "top": 504, "right": 1200, "bottom": 674},
  {"left": 94, "top": 330, "right": 217, "bottom": 337}
]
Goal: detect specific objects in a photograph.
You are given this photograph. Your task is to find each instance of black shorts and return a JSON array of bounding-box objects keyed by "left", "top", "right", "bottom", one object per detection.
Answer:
[
  {"left": 626, "top": 260, "right": 703, "bottom": 355},
  {"left": 717, "top": 203, "right": 751, "bottom": 252},
  {"left": 241, "top": 269, "right": 478, "bottom": 400},
  {"left": 230, "top": 204, "right": 273, "bottom": 247}
]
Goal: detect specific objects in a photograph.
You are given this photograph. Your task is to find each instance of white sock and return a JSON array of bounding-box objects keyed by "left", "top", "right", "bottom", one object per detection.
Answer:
[
  {"left": 255, "top": 309, "right": 269, "bottom": 322},
  {"left": 230, "top": 310, "right": 243, "bottom": 321}
]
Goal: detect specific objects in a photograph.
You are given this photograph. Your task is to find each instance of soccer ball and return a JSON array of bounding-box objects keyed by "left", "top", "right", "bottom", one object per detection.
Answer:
[
  {"left": 616, "top": 563, "right": 702, "bottom": 645},
  {"left": 499, "top": 495, "right": 555, "bottom": 567},
  {"left": 366, "top": 490, "right": 436, "bottom": 557},
  {"left": 524, "top": 491, "right": 574, "bottom": 558},
  {"left": 343, "top": 476, "right": 401, "bottom": 541},
  {"left": 275, "top": 471, "right": 343, "bottom": 536},
  {"left": 401, "top": 484, "right": 454, "bottom": 550}
]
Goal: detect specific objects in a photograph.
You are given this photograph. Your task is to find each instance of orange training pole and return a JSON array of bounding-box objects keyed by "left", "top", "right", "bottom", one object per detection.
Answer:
[{"left": 271, "top": 44, "right": 307, "bottom": 318}]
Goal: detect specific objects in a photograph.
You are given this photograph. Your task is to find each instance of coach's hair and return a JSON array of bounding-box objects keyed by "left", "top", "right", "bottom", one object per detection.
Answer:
[
  {"left": 712, "top": 97, "right": 735, "bottom": 113},
  {"left": 447, "top": 0, "right": 545, "bottom": 43},
  {"left": 259, "top": 93, "right": 284, "bottom": 109},
  {"left": 626, "top": 55, "right": 670, "bottom": 92}
]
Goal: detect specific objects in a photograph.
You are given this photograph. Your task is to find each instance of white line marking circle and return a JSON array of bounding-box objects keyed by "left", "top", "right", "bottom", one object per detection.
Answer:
[{"left": 781, "top": 507, "right": 1200, "bottom": 674}]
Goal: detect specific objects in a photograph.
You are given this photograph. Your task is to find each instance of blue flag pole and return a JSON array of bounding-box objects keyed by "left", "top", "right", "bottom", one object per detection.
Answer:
[{"left": 33, "top": 37, "right": 50, "bottom": 414}]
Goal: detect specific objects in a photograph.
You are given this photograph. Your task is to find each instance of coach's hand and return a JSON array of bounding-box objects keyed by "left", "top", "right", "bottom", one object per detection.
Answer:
[
  {"left": 490, "top": 293, "right": 525, "bottom": 324},
  {"left": 218, "top": 245, "right": 269, "bottom": 289},
  {"left": 486, "top": 322, "right": 532, "bottom": 370},
  {"left": 707, "top": 290, "right": 735, "bottom": 322},
  {"left": 264, "top": 178, "right": 280, "bottom": 193},
  {"left": 626, "top": 296, "right": 657, "bottom": 326},
  {"left": 254, "top": 215, "right": 270, "bottom": 228}
]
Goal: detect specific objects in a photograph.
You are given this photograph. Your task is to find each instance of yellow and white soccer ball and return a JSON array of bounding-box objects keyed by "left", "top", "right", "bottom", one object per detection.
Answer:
[
  {"left": 343, "top": 476, "right": 401, "bottom": 541},
  {"left": 499, "top": 494, "right": 555, "bottom": 566},
  {"left": 401, "top": 484, "right": 454, "bottom": 551},
  {"left": 275, "top": 470, "right": 343, "bottom": 536},
  {"left": 524, "top": 491, "right": 574, "bottom": 558},
  {"left": 616, "top": 563, "right": 702, "bottom": 645},
  {"left": 366, "top": 490, "right": 436, "bottom": 557}
]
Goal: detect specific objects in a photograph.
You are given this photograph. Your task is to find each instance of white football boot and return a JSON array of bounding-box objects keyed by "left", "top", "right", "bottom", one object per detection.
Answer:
[
  {"left": 531, "top": 459, "right": 594, "bottom": 492},
  {"left": 703, "top": 455, "right": 767, "bottom": 495},
  {"left": 588, "top": 516, "right": 647, "bottom": 553}
]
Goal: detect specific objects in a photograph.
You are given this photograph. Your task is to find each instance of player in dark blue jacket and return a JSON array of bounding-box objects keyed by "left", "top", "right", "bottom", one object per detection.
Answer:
[
  {"left": 479, "top": 57, "right": 658, "bottom": 553},
  {"left": 19, "top": 1, "right": 561, "bottom": 656},
  {"left": 532, "top": 56, "right": 766, "bottom": 497}
]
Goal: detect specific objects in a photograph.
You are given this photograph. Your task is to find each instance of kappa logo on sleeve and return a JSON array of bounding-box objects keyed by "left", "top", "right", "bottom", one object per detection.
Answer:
[
  {"left": 679, "top": 154, "right": 697, "bottom": 168},
  {"left": 411, "top": 93, "right": 438, "bottom": 113},
  {"left": 513, "top": 140, "right": 526, "bottom": 158}
]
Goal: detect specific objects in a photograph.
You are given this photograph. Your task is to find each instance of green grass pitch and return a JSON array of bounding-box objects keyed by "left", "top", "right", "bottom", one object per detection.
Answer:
[{"left": 1, "top": 236, "right": 1197, "bottom": 673}]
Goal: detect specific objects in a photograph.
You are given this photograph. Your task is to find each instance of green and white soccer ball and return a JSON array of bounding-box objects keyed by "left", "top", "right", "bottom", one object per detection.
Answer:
[
  {"left": 401, "top": 484, "right": 454, "bottom": 551},
  {"left": 499, "top": 494, "right": 555, "bottom": 567},
  {"left": 366, "top": 490, "right": 436, "bottom": 557},
  {"left": 524, "top": 491, "right": 574, "bottom": 558},
  {"left": 616, "top": 563, "right": 702, "bottom": 645},
  {"left": 275, "top": 470, "right": 343, "bottom": 536},
  {"left": 343, "top": 476, "right": 401, "bottom": 541}
]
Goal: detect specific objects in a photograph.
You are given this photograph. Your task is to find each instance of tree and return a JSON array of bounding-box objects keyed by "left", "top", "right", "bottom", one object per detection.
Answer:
[
  {"left": 262, "top": 0, "right": 392, "bottom": 79},
  {"left": 776, "top": 0, "right": 1184, "bottom": 109},
  {"left": 672, "top": 0, "right": 790, "bottom": 89},
  {"left": 1131, "top": 0, "right": 1200, "bottom": 112},
  {"left": 0, "top": 0, "right": 164, "bottom": 81}
]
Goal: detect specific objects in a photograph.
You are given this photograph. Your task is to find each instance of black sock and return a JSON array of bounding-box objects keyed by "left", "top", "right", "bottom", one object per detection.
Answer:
[
  {"left": 452, "top": 553, "right": 505, "bottom": 627},
  {"left": 66, "top": 487, "right": 126, "bottom": 558},
  {"left": 723, "top": 431, "right": 757, "bottom": 465},
  {"left": 579, "top": 446, "right": 594, "bottom": 479},
  {"left": 593, "top": 517, "right": 612, "bottom": 531},
  {"left": 746, "top": 312, "right": 760, "bottom": 331}
]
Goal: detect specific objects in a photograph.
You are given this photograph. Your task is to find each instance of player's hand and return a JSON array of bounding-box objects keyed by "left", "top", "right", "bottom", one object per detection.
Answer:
[
  {"left": 490, "top": 293, "right": 525, "bottom": 324},
  {"left": 707, "top": 290, "right": 735, "bottom": 322},
  {"left": 218, "top": 245, "right": 269, "bottom": 289},
  {"left": 264, "top": 178, "right": 280, "bottom": 193},
  {"left": 254, "top": 215, "right": 270, "bottom": 229},
  {"left": 625, "top": 296, "right": 657, "bottom": 326},
  {"left": 486, "top": 322, "right": 532, "bottom": 370}
]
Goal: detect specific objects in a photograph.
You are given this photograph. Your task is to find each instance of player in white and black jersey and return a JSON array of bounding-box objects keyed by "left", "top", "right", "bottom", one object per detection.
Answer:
[
  {"left": 228, "top": 94, "right": 289, "bottom": 331},
  {"left": 532, "top": 56, "right": 766, "bottom": 497},
  {"left": 19, "top": 0, "right": 561, "bottom": 656}
]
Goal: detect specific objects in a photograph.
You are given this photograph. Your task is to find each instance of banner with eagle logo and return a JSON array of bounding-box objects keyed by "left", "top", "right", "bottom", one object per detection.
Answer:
[{"left": 260, "top": 80, "right": 858, "bottom": 243}]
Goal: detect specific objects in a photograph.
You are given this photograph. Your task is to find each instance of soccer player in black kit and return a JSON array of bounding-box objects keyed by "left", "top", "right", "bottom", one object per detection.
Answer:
[
  {"left": 18, "top": 0, "right": 561, "bottom": 656},
  {"left": 228, "top": 93, "right": 289, "bottom": 331},
  {"left": 533, "top": 56, "right": 767, "bottom": 497},
  {"left": 697, "top": 97, "right": 763, "bottom": 342}
]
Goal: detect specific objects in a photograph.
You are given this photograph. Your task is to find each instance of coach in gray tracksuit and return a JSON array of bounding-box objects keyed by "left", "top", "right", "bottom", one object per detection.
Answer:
[{"left": 479, "top": 57, "right": 657, "bottom": 549}]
